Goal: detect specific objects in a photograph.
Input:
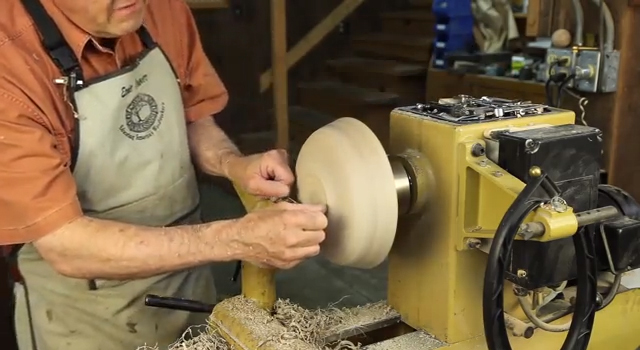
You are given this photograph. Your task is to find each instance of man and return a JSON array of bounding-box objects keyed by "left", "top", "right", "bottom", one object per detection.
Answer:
[{"left": 0, "top": 0, "right": 328, "bottom": 349}]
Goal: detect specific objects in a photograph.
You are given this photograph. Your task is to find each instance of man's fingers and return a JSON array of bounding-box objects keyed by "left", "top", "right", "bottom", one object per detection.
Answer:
[
  {"left": 275, "top": 260, "right": 303, "bottom": 270},
  {"left": 286, "top": 245, "right": 321, "bottom": 262},
  {"left": 248, "top": 178, "right": 290, "bottom": 197},
  {"left": 277, "top": 202, "right": 327, "bottom": 213},
  {"left": 269, "top": 148, "right": 290, "bottom": 164},
  {"left": 270, "top": 164, "right": 295, "bottom": 185},
  {"left": 292, "top": 230, "right": 326, "bottom": 248},
  {"left": 284, "top": 210, "right": 328, "bottom": 231},
  {"left": 260, "top": 257, "right": 303, "bottom": 270},
  {"left": 275, "top": 148, "right": 289, "bottom": 160},
  {"left": 263, "top": 150, "right": 295, "bottom": 185}
]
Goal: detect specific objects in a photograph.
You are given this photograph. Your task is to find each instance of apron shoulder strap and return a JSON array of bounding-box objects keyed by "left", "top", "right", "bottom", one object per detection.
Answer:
[
  {"left": 138, "top": 25, "right": 156, "bottom": 49},
  {"left": 20, "top": 0, "right": 156, "bottom": 173},
  {"left": 20, "top": 0, "right": 82, "bottom": 77},
  {"left": 21, "top": 0, "right": 156, "bottom": 77},
  {"left": 2, "top": 244, "right": 24, "bottom": 284}
]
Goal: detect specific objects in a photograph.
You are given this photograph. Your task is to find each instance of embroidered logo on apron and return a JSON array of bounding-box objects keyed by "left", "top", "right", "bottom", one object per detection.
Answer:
[{"left": 119, "top": 74, "right": 165, "bottom": 140}]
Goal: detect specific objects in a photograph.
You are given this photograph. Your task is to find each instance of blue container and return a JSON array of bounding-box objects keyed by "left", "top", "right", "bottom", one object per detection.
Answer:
[
  {"left": 432, "top": 0, "right": 473, "bottom": 18},
  {"left": 433, "top": 34, "right": 474, "bottom": 53},
  {"left": 431, "top": 33, "right": 475, "bottom": 68},
  {"left": 435, "top": 15, "right": 474, "bottom": 41}
]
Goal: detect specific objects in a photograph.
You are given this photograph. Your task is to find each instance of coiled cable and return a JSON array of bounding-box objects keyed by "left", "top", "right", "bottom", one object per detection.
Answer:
[{"left": 482, "top": 171, "right": 598, "bottom": 350}]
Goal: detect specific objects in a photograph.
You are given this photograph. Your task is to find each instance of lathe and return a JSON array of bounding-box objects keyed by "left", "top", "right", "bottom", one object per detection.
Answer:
[{"left": 147, "top": 95, "right": 640, "bottom": 349}]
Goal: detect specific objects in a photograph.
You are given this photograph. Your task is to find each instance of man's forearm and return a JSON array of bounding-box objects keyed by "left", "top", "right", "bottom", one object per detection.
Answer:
[
  {"left": 187, "top": 116, "right": 243, "bottom": 179},
  {"left": 33, "top": 216, "right": 242, "bottom": 280}
]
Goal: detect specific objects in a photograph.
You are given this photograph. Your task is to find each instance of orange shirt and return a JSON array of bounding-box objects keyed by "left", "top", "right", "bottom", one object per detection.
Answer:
[{"left": 0, "top": 0, "right": 229, "bottom": 244}]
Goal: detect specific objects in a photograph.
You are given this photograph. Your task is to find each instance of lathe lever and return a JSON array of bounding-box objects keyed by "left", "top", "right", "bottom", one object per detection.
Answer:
[{"left": 144, "top": 294, "right": 215, "bottom": 313}]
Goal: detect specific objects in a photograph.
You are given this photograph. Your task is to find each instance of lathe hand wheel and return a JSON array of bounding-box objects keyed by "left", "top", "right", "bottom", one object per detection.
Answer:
[{"left": 295, "top": 118, "right": 398, "bottom": 269}]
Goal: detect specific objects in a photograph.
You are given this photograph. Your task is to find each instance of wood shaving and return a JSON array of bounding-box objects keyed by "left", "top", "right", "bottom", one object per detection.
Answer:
[
  {"left": 136, "top": 324, "right": 231, "bottom": 350},
  {"left": 136, "top": 296, "right": 397, "bottom": 350}
]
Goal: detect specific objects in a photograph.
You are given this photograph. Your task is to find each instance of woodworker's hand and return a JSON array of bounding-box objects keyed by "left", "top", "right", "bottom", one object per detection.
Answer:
[
  {"left": 232, "top": 201, "right": 327, "bottom": 269},
  {"left": 227, "top": 149, "right": 294, "bottom": 198}
]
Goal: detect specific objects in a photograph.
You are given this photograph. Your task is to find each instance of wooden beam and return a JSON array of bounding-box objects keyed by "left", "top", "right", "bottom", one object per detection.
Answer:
[
  {"left": 525, "top": 0, "right": 542, "bottom": 36},
  {"left": 271, "top": 0, "right": 289, "bottom": 149},
  {"left": 260, "top": 0, "right": 366, "bottom": 93},
  {"left": 607, "top": 6, "right": 640, "bottom": 199},
  {"left": 525, "top": 0, "right": 555, "bottom": 36},
  {"left": 187, "top": 0, "right": 229, "bottom": 9}
]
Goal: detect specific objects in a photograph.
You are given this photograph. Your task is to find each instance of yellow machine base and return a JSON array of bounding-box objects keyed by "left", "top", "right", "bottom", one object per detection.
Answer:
[{"left": 211, "top": 288, "right": 640, "bottom": 350}]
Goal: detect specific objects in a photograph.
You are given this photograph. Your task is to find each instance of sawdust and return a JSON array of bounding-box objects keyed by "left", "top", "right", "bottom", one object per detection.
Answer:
[
  {"left": 273, "top": 297, "right": 397, "bottom": 347},
  {"left": 212, "top": 296, "right": 313, "bottom": 350},
  {"left": 136, "top": 296, "right": 398, "bottom": 350},
  {"left": 136, "top": 324, "right": 231, "bottom": 350},
  {"left": 363, "top": 331, "right": 447, "bottom": 350}
]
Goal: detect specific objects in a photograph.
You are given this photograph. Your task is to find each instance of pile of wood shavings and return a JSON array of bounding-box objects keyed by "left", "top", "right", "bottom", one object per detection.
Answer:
[
  {"left": 136, "top": 297, "right": 396, "bottom": 350},
  {"left": 136, "top": 324, "right": 231, "bottom": 350},
  {"left": 273, "top": 298, "right": 396, "bottom": 348}
]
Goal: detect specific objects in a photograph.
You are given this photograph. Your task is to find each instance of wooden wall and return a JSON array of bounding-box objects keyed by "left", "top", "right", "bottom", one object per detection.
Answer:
[
  {"left": 191, "top": 0, "right": 408, "bottom": 137},
  {"left": 608, "top": 6, "right": 640, "bottom": 200}
]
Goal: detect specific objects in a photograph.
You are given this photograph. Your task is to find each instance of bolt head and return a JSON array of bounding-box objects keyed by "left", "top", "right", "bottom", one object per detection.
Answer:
[
  {"left": 471, "top": 143, "right": 485, "bottom": 157},
  {"left": 529, "top": 166, "right": 542, "bottom": 177}
]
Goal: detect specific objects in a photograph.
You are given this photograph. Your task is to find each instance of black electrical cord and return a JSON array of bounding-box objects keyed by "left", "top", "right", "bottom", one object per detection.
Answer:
[
  {"left": 556, "top": 73, "right": 577, "bottom": 107},
  {"left": 545, "top": 61, "right": 560, "bottom": 106},
  {"left": 566, "top": 224, "right": 598, "bottom": 349},
  {"left": 482, "top": 171, "right": 598, "bottom": 350},
  {"left": 545, "top": 79, "right": 555, "bottom": 106},
  {"left": 546, "top": 72, "right": 576, "bottom": 107},
  {"left": 544, "top": 59, "right": 578, "bottom": 108},
  {"left": 545, "top": 74, "right": 566, "bottom": 107},
  {"left": 483, "top": 173, "right": 546, "bottom": 350}
]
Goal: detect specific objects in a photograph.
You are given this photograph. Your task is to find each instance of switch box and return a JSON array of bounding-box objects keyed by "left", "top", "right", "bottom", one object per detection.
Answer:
[{"left": 541, "top": 47, "right": 620, "bottom": 93}]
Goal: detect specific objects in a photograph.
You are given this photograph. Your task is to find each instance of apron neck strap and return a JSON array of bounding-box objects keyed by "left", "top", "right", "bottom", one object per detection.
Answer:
[
  {"left": 21, "top": 0, "right": 156, "bottom": 79},
  {"left": 21, "top": 0, "right": 80, "bottom": 77},
  {"left": 138, "top": 25, "right": 155, "bottom": 49}
]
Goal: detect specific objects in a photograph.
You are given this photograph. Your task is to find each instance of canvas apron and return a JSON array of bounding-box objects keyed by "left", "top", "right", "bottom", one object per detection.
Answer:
[{"left": 14, "top": 0, "right": 218, "bottom": 349}]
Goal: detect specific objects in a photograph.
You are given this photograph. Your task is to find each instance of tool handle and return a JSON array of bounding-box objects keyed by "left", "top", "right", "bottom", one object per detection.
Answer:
[
  {"left": 144, "top": 294, "right": 214, "bottom": 313},
  {"left": 231, "top": 261, "right": 242, "bottom": 282}
]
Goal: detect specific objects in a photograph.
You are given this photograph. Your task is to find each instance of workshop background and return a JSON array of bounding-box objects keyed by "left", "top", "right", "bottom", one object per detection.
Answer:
[{"left": 2, "top": 0, "right": 640, "bottom": 347}]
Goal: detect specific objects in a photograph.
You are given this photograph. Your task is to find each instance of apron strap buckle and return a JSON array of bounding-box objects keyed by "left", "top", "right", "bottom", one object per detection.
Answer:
[{"left": 48, "top": 46, "right": 80, "bottom": 75}]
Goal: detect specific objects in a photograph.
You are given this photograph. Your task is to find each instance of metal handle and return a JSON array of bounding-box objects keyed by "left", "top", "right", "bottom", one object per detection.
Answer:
[{"left": 144, "top": 294, "right": 214, "bottom": 313}]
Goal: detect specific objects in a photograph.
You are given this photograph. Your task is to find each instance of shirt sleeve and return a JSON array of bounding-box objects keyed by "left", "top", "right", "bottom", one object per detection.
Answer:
[
  {"left": 0, "top": 90, "right": 83, "bottom": 245},
  {"left": 178, "top": 1, "right": 229, "bottom": 123}
]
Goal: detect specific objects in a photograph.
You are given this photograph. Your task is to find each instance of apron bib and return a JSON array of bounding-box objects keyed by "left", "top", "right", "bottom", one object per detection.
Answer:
[{"left": 14, "top": 1, "right": 217, "bottom": 349}]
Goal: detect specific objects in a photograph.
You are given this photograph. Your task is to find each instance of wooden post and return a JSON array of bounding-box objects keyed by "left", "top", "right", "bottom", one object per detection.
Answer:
[
  {"left": 607, "top": 6, "right": 640, "bottom": 199},
  {"left": 271, "top": 0, "right": 289, "bottom": 150},
  {"left": 260, "top": 0, "right": 367, "bottom": 93}
]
